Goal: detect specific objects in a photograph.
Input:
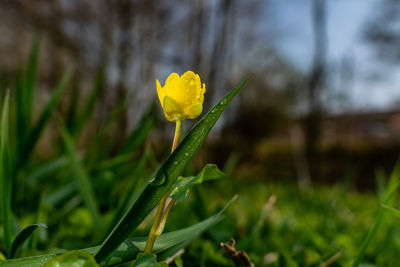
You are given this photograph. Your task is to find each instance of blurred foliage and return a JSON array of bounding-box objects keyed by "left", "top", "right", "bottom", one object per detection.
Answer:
[
  {"left": 168, "top": 177, "right": 400, "bottom": 266},
  {"left": 0, "top": 38, "right": 159, "bottom": 258}
]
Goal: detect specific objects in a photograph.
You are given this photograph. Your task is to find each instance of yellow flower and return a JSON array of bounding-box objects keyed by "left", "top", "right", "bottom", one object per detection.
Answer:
[{"left": 156, "top": 71, "right": 206, "bottom": 122}]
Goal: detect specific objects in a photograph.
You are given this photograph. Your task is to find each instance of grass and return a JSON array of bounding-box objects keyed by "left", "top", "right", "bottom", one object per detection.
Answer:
[{"left": 168, "top": 178, "right": 400, "bottom": 266}]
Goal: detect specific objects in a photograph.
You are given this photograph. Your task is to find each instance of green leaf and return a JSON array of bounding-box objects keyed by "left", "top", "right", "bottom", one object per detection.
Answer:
[
  {"left": 15, "top": 35, "right": 40, "bottom": 146},
  {"left": 94, "top": 74, "right": 252, "bottom": 263},
  {"left": 384, "top": 160, "right": 400, "bottom": 204},
  {"left": 118, "top": 100, "right": 157, "bottom": 155},
  {"left": 29, "top": 196, "right": 44, "bottom": 249},
  {"left": 157, "top": 196, "right": 236, "bottom": 261},
  {"left": 91, "top": 153, "right": 137, "bottom": 174},
  {"left": 26, "top": 156, "right": 70, "bottom": 185},
  {"left": 43, "top": 182, "right": 77, "bottom": 207},
  {"left": 9, "top": 223, "right": 47, "bottom": 258},
  {"left": 15, "top": 68, "right": 27, "bottom": 146},
  {"left": 375, "top": 168, "right": 386, "bottom": 202},
  {"left": 277, "top": 252, "right": 298, "bottom": 267},
  {"left": 381, "top": 204, "right": 400, "bottom": 219},
  {"left": 156, "top": 240, "right": 190, "bottom": 262},
  {"left": 173, "top": 255, "right": 183, "bottom": 267},
  {"left": 132, "top": 253, "right": 157, "bottom": 267},
  {"left": 353, "top": 162, "right": 400, "bottom": 267},
  {"left": 44, "top": 251, "right": 99, "bottom": 267},
  {"left": 19, "top": 69, "right": 73, "bottom": 168},
  {"left": 65, "top": 80, "right": 80, "bottom": 134},
  {"left": 0, "top": 196, "right": 236, "bottom": 267},
  {"left": 0, "top": 90, "right": 11, "bottom": 255},
  {"left": 170, "top": 164, "right": 225, "bottom": 202},
  {"left": 104, "top": 149, "right": 151, "bottom": 238},
  {"left": 73, "top": 70, "right": 105, "bottom": 137},
  {"left": 84, "top": 100, "right": 127, "bottom": 165},
  {"left": 59, "top": 120, "right": 102, "bottom": 230},
  {"left": 24, "top": 35, "right": 40, "bottom": 125}
]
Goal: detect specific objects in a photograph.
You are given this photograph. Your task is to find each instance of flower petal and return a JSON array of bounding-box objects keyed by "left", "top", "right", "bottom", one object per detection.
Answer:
[
  {"left": 181, "top": 71, "right": 202, "bottom": 106},
  {"left": 164, "top": 73, "right": 184, "bottom": 105},
  {"left": 185, "top": 102, "right": 203, "bottom": 119},
  {"left": 156, "top": 79, "right": 165, "bottom": 108},
  {"left": 163, "top": 95, "right": 183, "bottom": 122}
]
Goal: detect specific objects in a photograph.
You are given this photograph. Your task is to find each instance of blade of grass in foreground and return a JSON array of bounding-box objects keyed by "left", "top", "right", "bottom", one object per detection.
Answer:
[
  {"left": 72, "top": 70, "right": 105, "bottom": 137},
  {"left": 94, "top": 74, "right": 253, "bottom": 262},
  {"left": 59, "top": 120, "right": 102, "bottom": 230},
  {"left": 0, "top": 90, "right": 11, "bottom": 256},
  {"left": 15, "top": 36, "right": 39, "bottom": 147},
  {"left": 119, "top": 101, "right": 157, "bottom": 155},
  {"left": 18, "top": 69, "right": 73, "bottom": 168},
  {"left": 103, "top": 148, "right": 151, "bottom": 239},
  {"left": 352, "top": 163, "right": 400, "bottom": 267},
  {"left": 9, "top": 223, "right": 47, "bottom": 258},
  {"left": 24, "top": 35, "right": 40, "bottom": 127},
  {"left": 381, "top": 204, "right": 400, "bottom": 219}
]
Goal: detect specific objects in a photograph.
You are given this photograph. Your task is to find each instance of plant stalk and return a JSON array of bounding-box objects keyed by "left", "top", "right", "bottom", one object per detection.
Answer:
[{"left": 144, "top": 119, "right": 181, "bottom": 254}]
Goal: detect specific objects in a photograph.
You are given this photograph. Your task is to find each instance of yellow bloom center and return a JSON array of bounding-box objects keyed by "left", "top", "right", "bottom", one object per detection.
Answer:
[{"left": 156, "top": 71, "right": 206, "bottom": 122}]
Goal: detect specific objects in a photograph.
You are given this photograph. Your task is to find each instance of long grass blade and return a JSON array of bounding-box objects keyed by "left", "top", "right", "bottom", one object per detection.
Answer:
[
  {"left": 381, "top": 204, "right": 400, "bottom": 219},
  {"left": 104, "top": 149, "right": 150, "bottom": 238},
  {"left": 24, "top": 35, "right": 40, "bottom": 126},
  {"left": 65, "top": 80, "right": 80, "bottom": 134},
  {"left": 119, "top": 101, "right": 157, "bottom": 155},
  {"left": 9, "top": 223, "right": 47, "bottom": 258},
  {"left": 15, "top": 36, "right": 40, "bottom": 148},
  {"left": 0, "top": 90, "right": 11, "bottom": 256},
  {"left": 73, "top": 70, "right": 105, "bottom": 137},
  {"left": 59, "top": 120, "right": 102, "bottom": 230},
  {"left": 352, "top": 163, "right": 400, "bottom": 266},
  {"left": 26, "top": 157, "right": 70, "bottom": 185},
  {"left": 18, "top": 69, "right": 73, "bottom": 168}
]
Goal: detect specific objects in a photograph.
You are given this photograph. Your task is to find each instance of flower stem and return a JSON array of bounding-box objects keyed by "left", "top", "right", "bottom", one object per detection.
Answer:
[
  {"left": 171, "top": 119, "right": 182, "bottom": 153},
  {"left": 144, "top": 119, "right": 182, "bottom": 254},
  {"left": 155, "top": 198, "right": 176, "bottom": 236}
]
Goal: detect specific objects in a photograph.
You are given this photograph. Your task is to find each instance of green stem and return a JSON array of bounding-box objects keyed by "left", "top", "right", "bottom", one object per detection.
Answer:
[
  {"left": 171, "top": 119, "right": 182, "bottom": 153},
  {"left": 155, "top": 199, "right": 175, "bottom": 236},
  {"left": 144, "top": 119, "right": 181, "bottom": 254},
  {"left": 143, "top": 194, "right": 168, "bottom": 254}
]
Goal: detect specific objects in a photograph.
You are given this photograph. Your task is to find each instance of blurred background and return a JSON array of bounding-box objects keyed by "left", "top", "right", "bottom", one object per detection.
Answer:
[
  {"left": 1, "top": 0, "right": 400, "bottom": 266},
  {"left": 2, "top": 0, "right": 400, "bottom": 187}
]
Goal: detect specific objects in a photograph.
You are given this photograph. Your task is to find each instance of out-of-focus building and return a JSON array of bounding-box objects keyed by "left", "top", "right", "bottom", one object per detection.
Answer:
[{"left": 322, "top": 110, "right": 400, "bottom": 146}]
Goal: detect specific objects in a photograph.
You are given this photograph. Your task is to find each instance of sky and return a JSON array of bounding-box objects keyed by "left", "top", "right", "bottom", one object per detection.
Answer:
[{"left": 262, "top": 0, "right": 400, "bottom": 111}]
